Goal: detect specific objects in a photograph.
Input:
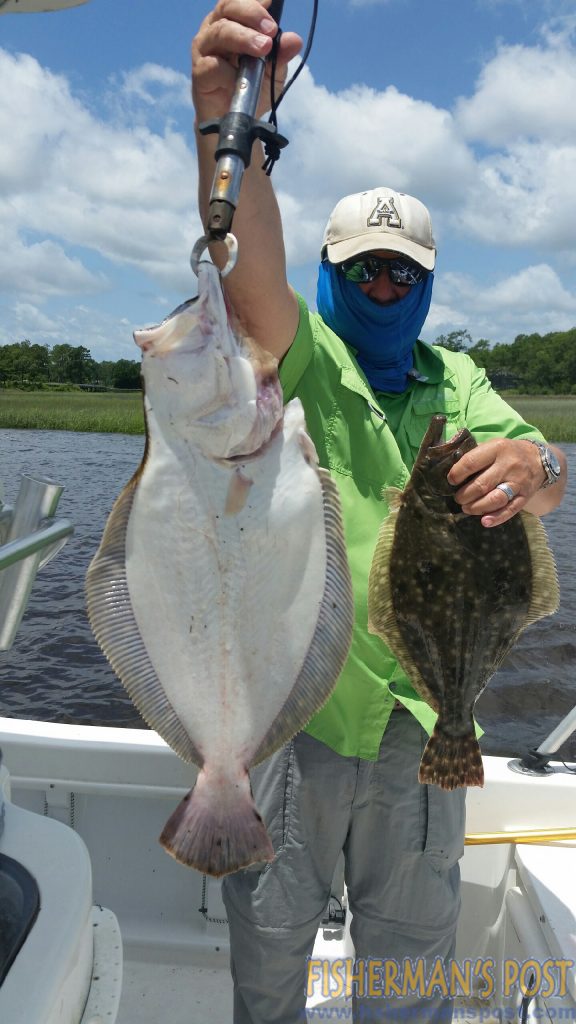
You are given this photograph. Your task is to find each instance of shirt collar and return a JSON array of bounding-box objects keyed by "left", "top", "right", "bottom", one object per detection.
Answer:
[{"left": 412, "top": 339, "right": 457, "bottom": 384}]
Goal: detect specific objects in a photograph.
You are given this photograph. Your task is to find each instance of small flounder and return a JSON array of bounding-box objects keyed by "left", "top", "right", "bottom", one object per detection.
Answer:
[
  {"left": 368, "top": 415, "right": 559, "bottom": 790},
  {"left": 86, "top": 262, "right": 353, "bottom": 875}
]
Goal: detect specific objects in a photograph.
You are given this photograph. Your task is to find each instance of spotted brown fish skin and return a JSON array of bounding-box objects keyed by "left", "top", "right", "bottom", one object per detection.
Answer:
[{"left": 368, "top": 414, "right": 559, "bottom": 790}]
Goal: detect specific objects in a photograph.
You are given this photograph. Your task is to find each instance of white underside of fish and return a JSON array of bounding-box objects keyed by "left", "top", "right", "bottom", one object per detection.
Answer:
[
  {"left": 126, "top": 398, "right": 328, "bottom": 772},
  {"left": 87, "top": 396, "right": 352, "bottom": 875}
]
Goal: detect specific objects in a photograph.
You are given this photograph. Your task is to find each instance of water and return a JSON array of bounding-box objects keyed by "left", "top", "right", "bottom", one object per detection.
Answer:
[
  {"left": 0, "top": 429, "right": 575, "bottom": 759},
  {"left": 0, "top": 430, "right": 145, "bottom": 728}
]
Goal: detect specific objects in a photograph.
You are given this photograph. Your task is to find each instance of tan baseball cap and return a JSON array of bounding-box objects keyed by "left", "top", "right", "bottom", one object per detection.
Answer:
[{"left": 322, "top": 187, "right": 436, "bottom": 271}]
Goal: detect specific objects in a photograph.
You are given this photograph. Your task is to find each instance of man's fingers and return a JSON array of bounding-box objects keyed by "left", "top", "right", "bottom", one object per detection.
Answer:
[
  {"left": 447, "top": 437, "right": 549, "bottom": 525},
  {"left": 196, "top": 20, "right": 302, "bottom": 65},
  {"left": 479, "top": 494, "right": 526, "bottom": 528},
  {"left": 458, "top": 484, "right": 527, "bottom": 528},
  {"left": 193, "top": 3, "right": 302, "bottom": 91},
  {"left": 211, "top": 0, "right": 280, "bottom": 33},
  {"left": 196, "top": 16, "right": 276, "bottom": 61},
  {"left": 192, "top": 0, "right": 302, "bottom": 121},
  {"left": 196, "top": 0, "right": 302, "bottom": 62},
  {"left": 447, "top": 439, "right": 501, "bottom": 488}
]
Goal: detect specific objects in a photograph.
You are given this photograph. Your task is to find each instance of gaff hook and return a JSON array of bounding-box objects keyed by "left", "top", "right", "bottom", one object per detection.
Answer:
[{"left": 190, "top": 232, "right": 238, "bottom": 279}]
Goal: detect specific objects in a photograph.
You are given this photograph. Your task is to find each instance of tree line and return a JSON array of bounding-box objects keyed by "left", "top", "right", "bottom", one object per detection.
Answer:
[
  {"left": 1, "top": 327, "right": 576, "bottom": 393},
  {"left": 0, "top": 340, "right": 141, "bottom": 390},
  {"left": 432, "top": 326, "right": 576, "bottom": 394}
]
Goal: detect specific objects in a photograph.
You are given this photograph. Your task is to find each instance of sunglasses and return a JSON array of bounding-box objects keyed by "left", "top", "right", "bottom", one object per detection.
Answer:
[{"left": 338, "top": 254, "right": 427, "bottom": 287}]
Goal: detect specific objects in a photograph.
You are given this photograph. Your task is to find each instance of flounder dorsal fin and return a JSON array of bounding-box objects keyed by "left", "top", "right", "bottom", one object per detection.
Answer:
[
  {"left": 383, "top": 486, "right": 403, "bottom": 511},
  {"left": 367, "top": 500, "right": 440, "bottom": 712},
  {"left": 252, "top": 469, "right": 354, "bottom": 764},
  {"left": 86, "top": 471, "right": 202, "bottom": 766},
  {"left": 519, "top": 510, "right": 560, "bottom": 627}
]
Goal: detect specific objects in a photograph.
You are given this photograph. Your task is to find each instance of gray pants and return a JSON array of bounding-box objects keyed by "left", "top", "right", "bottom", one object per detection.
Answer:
[{"left": 222, "top": 712, "right": 466, "bottom": 1024}]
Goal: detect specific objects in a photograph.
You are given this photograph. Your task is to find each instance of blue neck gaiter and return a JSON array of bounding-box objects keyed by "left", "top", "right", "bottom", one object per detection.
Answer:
[{"left": 316, "top": 260, "right": 434, "bottom": 393}]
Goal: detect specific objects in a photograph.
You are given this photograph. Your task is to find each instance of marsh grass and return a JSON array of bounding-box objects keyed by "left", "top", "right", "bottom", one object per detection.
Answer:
[
  {"left": 0, "top": 390, "right": 144, "bottom": 434},
  {"left": 1, "top": 389, "right": 575, "bottom": 442},
  {"left": 503, "top": 395, "right": 576, "bottom": 444}
]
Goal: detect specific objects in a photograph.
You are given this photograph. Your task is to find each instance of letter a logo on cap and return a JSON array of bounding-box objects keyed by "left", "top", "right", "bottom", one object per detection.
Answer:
[{"left": 367, "top": 197, "right": 402, "bottom": 229}]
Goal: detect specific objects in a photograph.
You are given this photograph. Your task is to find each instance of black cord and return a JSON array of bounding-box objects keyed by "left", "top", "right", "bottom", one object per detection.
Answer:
[
  {"left": 274, "top": 0, "right": 319, "bottom": 108},
  {"left": 261, "top": 0, "right": 319, "bottom": 175},
  {"left": 269, "top": 28, "right": 282, "bottom": 125},
  {"left": 261, "top": 27, "right": 285, "bottom": 174}
]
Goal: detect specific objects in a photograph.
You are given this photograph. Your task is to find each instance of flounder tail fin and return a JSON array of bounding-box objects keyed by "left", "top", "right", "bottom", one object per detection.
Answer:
[
  {"left": 419, "top": 723, "right": 484, "bottom": 790},
  {"left": 159, "top": 768, "right": 274, "bottom": 877}
]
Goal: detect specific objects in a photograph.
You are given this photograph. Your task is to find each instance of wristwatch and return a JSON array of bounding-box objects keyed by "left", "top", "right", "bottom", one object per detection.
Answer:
[{"left": 523, "top": 439, "right": 562, "bottom": 488}]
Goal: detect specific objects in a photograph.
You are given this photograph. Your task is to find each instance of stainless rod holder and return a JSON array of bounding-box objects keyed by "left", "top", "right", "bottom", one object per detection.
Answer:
[
  {"left": 535, "top": 704, "right": 576, "bottom": 755},
  {"left": 0, "top": 476, "right": 73, "bottom": 652},
  {"left": 508, "top": 703, "right": 576, "bottom": 777}
]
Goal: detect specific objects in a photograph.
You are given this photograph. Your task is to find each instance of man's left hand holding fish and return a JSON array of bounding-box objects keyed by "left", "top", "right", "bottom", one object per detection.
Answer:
[{"left": 447, "top": 433, "right": 566, "bottom": 527}]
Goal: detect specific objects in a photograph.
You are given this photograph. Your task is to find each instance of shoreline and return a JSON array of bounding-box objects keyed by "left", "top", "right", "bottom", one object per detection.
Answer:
[
  {"left": 0, "top": 389, "right": 145, "bottom": 435},
  {"left": 1, "top": 390, "right": 575, "bottom": 442}
]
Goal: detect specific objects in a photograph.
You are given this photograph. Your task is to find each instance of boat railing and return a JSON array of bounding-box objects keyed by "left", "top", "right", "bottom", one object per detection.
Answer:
[{"left": 0, "top": 476, "right": 73, "bottom": 652}]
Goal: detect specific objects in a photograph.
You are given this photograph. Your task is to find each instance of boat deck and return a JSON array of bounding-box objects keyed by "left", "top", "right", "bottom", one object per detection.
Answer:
[
  {"left": 2, "top": 720, "right": 576, "bottom": 1024},
  {"left": 118, "top": 957, "right": 505, "bottom": 1023},
  {"left": 120, "top": 958, "right": 233, "bottom": 1023}
]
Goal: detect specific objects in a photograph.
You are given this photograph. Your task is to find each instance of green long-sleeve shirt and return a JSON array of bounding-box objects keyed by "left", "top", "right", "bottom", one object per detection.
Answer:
[{"left": 279, "top": 294, "right": 544, "bottom": 759}]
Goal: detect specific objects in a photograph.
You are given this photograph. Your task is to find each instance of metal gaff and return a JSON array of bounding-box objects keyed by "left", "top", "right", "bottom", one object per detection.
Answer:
[{"left": 191, "top": 0, "right": 286, "bottom": 278}]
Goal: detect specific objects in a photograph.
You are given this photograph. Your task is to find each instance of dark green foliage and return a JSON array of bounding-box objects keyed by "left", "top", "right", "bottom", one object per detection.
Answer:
[
  {"left": 0, "top": 340, "right": 50, "bottom": 385},
  {"left": 0, "top": 340, "right": 141, "bottom": 391},
  {"left": 110, "top": 359, "right": 142, "bottom": 390},
  {"left": 2, "top": 327, "right": 575, "bottom": 396},
  {"left": 433, "top": 329, "right": 473, "bottom": 352},
  {"left": 433, "top": 327, "right": 576, "bottom": 394}
]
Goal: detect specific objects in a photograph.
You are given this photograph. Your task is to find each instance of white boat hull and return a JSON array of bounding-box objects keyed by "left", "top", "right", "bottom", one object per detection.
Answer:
[{"left": 1, "top": 716, "right": 575, "bottom": 1023}]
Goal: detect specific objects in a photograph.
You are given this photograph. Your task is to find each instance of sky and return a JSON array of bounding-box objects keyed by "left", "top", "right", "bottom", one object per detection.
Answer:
[{"left": 1, "top": 0, "right": 576, "bottom": 362}]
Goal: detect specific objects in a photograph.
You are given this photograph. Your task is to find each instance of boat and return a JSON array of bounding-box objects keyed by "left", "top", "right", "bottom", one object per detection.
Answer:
[
  {"left": 1, "top": 474, "right": 576, "bottom": 1024},
  {"left": 0, "top": 1, "right": 89, "bottom": 13},
  {"left": 1, "top": 719, "right": 576, "bottom": 1024},
  {"left": 1, "top": 7, "right": 575, "bottom": 1020}
]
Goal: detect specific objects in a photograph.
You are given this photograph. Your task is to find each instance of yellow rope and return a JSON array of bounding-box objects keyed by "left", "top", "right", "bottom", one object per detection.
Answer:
[{"left": 465, "top": 827, "right": 576, "bottom": 845}]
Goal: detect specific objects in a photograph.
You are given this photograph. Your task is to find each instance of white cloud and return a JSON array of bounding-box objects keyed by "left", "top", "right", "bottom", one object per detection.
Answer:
[
  {"left": 2, "top": 27, "right": 576, "bottom": 359},
  {"left": 429, "top": 264, "right": 576, "bottom": 343},
  {"left": 453, "top": 140, "right": 576, "bottom": 250},
  {"left": 0, "top": 51, "right": 83, "bottom": 194},
  {"left": 11, "top": 303, "right": 60, "bottom": 333},
  {"left": 0, "top": 228, "right": 105, "bottom": 301},
  {"left": 540, "top": 13, "right": 576, "bottom": 48},
  {"left": 440, "top": 264, "right": 576, "bottom": 314},
  {"left": 0, "top": 299, "right": 141, "bottom": 361},
  {"left": 449, "top": 31, "right": 576, "bottom": 253},
  {"left": 424, "top": 303, "right": 469, "bottom": 336},
  {"left": 118, "top": 63, "right": 190, "bottom": 109},
  {"left": 275, "top": 67, "right": 476, "bottom": 265},
  {"left": 455, "top": 42, "right": 576, "bottom": 146},
  {"left": 0, "top": 49, "right": 200, "bottom": 296}
]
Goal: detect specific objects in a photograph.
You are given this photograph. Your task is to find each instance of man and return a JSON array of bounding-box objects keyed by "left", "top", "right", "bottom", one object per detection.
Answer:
[{"left": 192, "top": 4, "right": 567, "bottom": 1022}]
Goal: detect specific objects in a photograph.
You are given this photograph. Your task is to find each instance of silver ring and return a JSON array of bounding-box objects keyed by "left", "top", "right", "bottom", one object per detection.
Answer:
[
  {"left": 190, "top": 232, "right": 238, "bottom": 279},
  {"left": 495, "top": 482, "right": 515, "bottom": 503}
]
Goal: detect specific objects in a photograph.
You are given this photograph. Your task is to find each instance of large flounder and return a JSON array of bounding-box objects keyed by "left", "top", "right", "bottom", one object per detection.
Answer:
[
  {"left": 368, "top": 414, "right": 559, "bottom": 790},
  {"left": 86, "top": 261, "right": 353, "bottom": 876}
]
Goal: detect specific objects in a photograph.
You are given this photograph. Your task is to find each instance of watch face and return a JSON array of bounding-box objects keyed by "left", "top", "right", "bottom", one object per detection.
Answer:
[{"left": 546, "top": 447, "right": 562, "bottom": 478}]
